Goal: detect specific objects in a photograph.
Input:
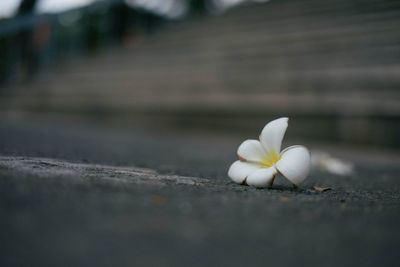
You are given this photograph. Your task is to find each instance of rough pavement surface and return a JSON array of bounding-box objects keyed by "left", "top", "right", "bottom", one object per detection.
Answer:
[{"left": 0, "top": 117, "right": 399, "bottom": 267}]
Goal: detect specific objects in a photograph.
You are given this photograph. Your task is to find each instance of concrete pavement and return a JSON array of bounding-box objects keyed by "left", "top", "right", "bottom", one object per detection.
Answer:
[{"left": 0, "top": 117, "right": 399, "bottom": 266}]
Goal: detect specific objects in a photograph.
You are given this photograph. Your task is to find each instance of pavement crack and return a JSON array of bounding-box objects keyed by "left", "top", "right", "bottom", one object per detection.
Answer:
[{"left": 0, "top": 155, "right": 211, "bottom": 187}]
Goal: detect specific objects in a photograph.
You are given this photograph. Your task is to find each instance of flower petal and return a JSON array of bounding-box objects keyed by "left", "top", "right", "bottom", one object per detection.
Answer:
[
  {"left": 228, "top": 160, "right": 261, "bottom": 184},
  {"left": 275, "top": 145, "right": 311, "bottom": 186},
  {"left": 259, "top": 117, "right": 288, "bottom": 154},
  {"left": 237, "top": 139, "right": 266, "bottom": 163},
  {"left": 246, "top": 167, "right": 278, "bottom": 188}
]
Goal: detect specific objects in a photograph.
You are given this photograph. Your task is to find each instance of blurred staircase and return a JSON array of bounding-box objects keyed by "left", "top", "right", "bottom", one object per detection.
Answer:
[{"left": 1, "top": 0, "right": 400, "bottom": 147}]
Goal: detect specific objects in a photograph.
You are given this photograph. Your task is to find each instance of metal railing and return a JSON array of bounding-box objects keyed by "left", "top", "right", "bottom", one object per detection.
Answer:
[{"left": 0, "top": 0, "right": 207, "bottom": 85}]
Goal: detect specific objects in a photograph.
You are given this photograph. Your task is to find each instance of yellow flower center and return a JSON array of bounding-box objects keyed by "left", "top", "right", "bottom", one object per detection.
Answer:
[{"left": 261, "top": 150, "right": 280, "bottom": 168}]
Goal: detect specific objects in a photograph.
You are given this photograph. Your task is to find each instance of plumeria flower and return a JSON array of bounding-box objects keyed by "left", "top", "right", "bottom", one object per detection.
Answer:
[{"left": 228, "top": 117, "right": 311, "bottom": 188}]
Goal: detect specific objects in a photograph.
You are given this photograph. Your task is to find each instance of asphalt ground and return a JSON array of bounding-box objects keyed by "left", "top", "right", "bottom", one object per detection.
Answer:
[{"left": 0, "top": 116, "right": 399, "bottom": 267}]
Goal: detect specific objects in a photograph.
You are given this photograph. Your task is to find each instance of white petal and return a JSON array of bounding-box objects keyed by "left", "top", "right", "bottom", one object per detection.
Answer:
[
  {"left": 259, "top": 117, "right": 289, "bottom": 154},
  {"left": 237, "top": 139, "right": 266, "bottom": 163},
  {"left": 276, "top": 145, "right": 311, "bottom": 186},
  {"left": 246, "top": 167, "right": 278, "bottom": 188},
  {"left": 228, "top": 160, "right": 261, "bottom": 184}
]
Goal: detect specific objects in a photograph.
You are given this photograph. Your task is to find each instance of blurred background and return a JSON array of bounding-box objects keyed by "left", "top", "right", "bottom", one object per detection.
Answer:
[{"left": 0, "top": 0, "right": 400, "bottom": 149}]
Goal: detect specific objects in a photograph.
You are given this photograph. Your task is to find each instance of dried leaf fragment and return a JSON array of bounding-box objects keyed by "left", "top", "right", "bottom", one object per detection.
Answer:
[{"left": 312, "top": 186, "right": 332, "bottom": 193}]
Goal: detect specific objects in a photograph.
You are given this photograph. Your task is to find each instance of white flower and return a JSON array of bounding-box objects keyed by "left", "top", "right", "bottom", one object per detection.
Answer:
[{"left": 228, "top": 117, "right": 311, "bottom": 188}]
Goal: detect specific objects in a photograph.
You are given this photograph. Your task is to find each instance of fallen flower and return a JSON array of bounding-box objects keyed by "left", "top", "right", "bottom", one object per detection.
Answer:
[
  {"left": 228, "top": 117, "right": 311, "bottom": 188},
  {"left": 311, "top": 151, "right": 354, "bottom": 176}
]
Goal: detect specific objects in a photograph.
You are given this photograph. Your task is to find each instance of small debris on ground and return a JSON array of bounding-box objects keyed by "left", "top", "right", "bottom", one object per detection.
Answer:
[{"left": 312, "top": 185, "right": 332, "bottom": 193}]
